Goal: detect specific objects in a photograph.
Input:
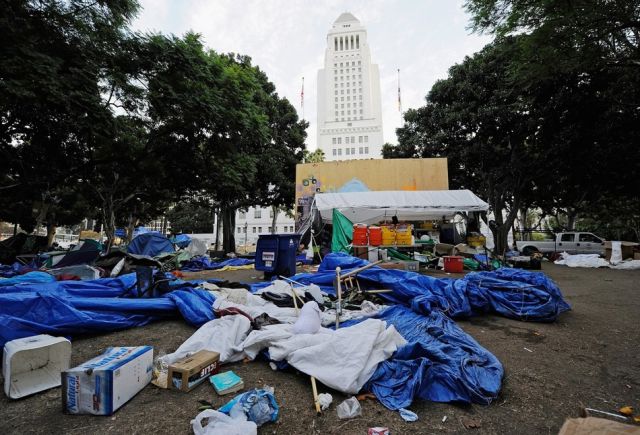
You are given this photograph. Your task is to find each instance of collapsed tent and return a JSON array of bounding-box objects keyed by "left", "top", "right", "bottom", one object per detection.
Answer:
[
  {"left": 314, "top": 190, "right": 489, "bottom": 224},
  {"left": 0, "top": 273, "right": 215, "bottom": 349},
  {"left": 128, "top": 233, "right": 175, "bottom": 257},
  {"left": 45, "top": 239, "right": 102, "bottom": 268},
  {"left": 257, "top": 253, "right": 571, "bottom": 322}
]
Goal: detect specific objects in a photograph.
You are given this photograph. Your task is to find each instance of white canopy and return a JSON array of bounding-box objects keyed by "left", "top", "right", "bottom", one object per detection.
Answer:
[{"left": 315, "top": 190, "right": 489, "bottom": 224}]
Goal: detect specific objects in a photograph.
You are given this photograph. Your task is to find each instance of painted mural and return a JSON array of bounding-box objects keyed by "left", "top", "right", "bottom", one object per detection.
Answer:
[{"left": 295, "top": 158, "right": 449, "bottom": 227}]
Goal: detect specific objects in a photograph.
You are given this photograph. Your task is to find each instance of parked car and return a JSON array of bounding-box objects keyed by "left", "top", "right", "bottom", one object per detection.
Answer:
[{"left": 516, "top": 232, "right": 605, "bottom": 255}]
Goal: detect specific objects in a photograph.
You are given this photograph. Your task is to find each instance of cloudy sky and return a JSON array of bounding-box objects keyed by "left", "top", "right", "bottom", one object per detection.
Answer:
[{"left": 132, "top": 0, "right": 491, "bottom": 150}]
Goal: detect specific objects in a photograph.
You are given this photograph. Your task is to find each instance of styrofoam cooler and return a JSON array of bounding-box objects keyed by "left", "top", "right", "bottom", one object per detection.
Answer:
[{"left": 3, "top": 334, "right": 72, "bottom": 399}]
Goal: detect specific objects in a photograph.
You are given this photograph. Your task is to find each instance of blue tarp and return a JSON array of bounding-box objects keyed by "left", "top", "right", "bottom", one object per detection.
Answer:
[
  {"left": 345, "top": 305, "right": 503, "bottom": 409},
  {"left": 180, "top": 256, "right": 254, "bottom": 272},
  {"left": 127, "top": 233, "right": 175, "bottom": 257},
  {"left": 250, "top": 253, "right": 570, "bottom": 410},
  {"left": 258, "top": 253, "right": 570, "bottom": 322},
  {"left": 0, "top": 271, "right": 56, "bottom": 286},
  {"left": 0, "top": 273, "right": 215, "bottom": 349},
  {"left": 172, "top": 234, "right": 192, "bottom": 249}
]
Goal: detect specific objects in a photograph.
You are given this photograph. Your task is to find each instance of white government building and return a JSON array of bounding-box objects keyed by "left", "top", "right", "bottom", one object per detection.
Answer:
[
  {"left": 317, "top": 12, "right": 384, "bottom": 161},
  {"left": 236, "top": 12, "right": 385, "bottom": 244}
]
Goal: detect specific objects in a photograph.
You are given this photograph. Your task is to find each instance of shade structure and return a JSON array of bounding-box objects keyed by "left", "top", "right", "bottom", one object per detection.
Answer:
[{"left": 315, "top": 190, "right": 489, "bottom": 224}]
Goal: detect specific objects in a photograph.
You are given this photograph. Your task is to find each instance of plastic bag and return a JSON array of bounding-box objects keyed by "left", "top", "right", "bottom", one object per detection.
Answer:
[
  {"left": 292, "top": 301, "right": 321, "bottom": 334},
  {"left": 337, "top": 396, "right": 362, "bottom": 419},
  {"left": 318, "top": 393, "right": 333, "bottom": 410},
  {"left": 218, "top": 388, "right": 279, "bottom": 427},
  {"left": 191, "top": 409, "right": 257, "bottom": 435}
]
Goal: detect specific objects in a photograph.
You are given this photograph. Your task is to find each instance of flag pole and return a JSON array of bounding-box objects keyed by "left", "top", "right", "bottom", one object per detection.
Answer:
[
  {"left": 301, "top": 76, "right": 305, "bottom": 121},
  {"left": 397, "top": 68, "right": 402, "bottom": 114}
]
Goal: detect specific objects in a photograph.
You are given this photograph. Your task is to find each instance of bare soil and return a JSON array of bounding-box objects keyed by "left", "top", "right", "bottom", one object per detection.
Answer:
[{"left": 1, "top": 263, "right": 639, "bottom": 434}]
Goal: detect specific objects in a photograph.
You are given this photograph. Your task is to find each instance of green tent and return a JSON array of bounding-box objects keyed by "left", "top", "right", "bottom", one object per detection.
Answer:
[{"left": 331, "top": 209, "right": 353, "bottom": 254}]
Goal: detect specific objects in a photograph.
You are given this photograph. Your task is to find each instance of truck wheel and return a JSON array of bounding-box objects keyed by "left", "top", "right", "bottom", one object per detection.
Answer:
[{"left": 521, "top": 246, "right": 540, "bottom": 256}]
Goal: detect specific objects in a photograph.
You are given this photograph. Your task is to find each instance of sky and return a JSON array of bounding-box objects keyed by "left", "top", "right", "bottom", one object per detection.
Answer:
[{"left": 132, "top": 0, "right": 491, "bottom": 151}]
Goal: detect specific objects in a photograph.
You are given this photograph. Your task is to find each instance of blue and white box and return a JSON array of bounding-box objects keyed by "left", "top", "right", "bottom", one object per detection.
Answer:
[{"left": 62, "top": 346, "right": 153, "bottom": 415}]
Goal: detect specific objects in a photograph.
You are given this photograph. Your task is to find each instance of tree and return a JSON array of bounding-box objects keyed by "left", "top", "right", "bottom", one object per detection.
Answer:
[
  {"left": 165, "top": 199, "right": 215, "bottom": 234},
  {"left": 303, "top": 149, "right": 325, "bottom": 163},
  {"left": 465, "top": 0, "right": 640, "bottom": 230},
  {"left": 0, "top": 0, "right": 140, "bottom": 245},
  {"left": 388, "top": 38, "right": 544, "bottom": 254}
]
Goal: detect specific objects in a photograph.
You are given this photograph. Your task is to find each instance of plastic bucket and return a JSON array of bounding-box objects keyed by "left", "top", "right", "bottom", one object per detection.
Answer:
[
  {"left": 368, "top": 226, "right": 382, "bottom": 246},
  {"left": 443, "top": 256, "right": 464, "bottom": 273},
  {"left": 353, "top": 224, "right": 368, "bottom": 246}
]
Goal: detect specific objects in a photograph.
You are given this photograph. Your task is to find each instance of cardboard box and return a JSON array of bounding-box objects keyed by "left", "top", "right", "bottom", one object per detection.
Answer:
[
  {"left": 168, "top": 350, "right": 220, "bottom": 392},
  {"left": 604, "top": 241, "right": 639, "bottom": 260},
  {"left": 635, "top": 252, "right": 640, "bottom": 260},
  {"left": 62, "top": 346, "right": 153, "bottom": 415}
]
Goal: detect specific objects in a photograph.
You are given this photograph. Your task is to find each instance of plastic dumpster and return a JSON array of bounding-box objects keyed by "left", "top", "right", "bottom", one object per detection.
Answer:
[{"left": 255, "top": 234, "right": 301, "bottom": 278}]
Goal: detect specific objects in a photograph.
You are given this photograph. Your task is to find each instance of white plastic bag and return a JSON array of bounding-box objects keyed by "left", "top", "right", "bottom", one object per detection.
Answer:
[
  {"left": 318, "top": 393, "right": 333, "bottom": 410},
  {"left": 292, "top": 301, "right": 321, "bottom": 334},
  {"left": 191, "top": 409, "right": 257, "bottom": 435},
  {"left": 336, "top": 396, "right": 362, "bottom": 419},
  {"left": 610, "top": 241, "right": 623, "bottom": 265}
]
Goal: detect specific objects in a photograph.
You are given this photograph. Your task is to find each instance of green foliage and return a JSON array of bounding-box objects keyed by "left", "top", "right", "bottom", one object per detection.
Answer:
[
  {"left": 166, "top": 200, "right": 215, "bottom": 234},
  {"left": 303, "top": 149, "right": 325, "bottom": 163},
  {"left": 1, "top": 2, "right": 307, "bottom": 252}
]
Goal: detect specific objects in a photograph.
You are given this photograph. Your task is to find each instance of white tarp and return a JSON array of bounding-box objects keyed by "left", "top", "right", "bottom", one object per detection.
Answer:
[
  {"left": 314, "top": 190, "right": 489, "bottom": 224},
  {"left": 238, "top": 320, "right": 406, "bottom": 394},
  {"left": 554, "top": 252, "right": 640, "bottom": 270}
]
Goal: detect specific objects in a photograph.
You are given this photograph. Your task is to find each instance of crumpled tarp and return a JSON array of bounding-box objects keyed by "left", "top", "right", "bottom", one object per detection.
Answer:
[
  {"left": 172, "top": 234, "right": 192, "bottom": 249},
  {"left": 0, "top": 273, "right": 215, "bottom": 349},
  {"left": 0, "top": 271, "right": 56, "bottom": 286},
  {"left": 128, "top": 233, "right": 175, "bottom": 257},
  {"left": 349, "top": 305, "right": 503, "bottom": 409},
  {"left": 554, "top": 252, "right": 640, "bottom": 270},
  {"left": 274, "top": 253, "right": 570, "bottom": 322},
  {"left": 180, "top": 256, "right": 254, "bottom": 272}
]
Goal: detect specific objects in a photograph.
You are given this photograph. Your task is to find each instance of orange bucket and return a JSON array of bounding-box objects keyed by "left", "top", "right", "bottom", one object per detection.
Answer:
[
  {"left": 369, "top": 226, "right": 382, "bottom": 246},
  {"left": 353, "top": 224, "right": 368, "bottom": 246}
]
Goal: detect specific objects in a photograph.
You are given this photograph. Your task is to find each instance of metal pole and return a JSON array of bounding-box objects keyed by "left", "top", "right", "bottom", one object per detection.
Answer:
[{"left": 335, "top": 267, "right": 342, "bottom": 329}]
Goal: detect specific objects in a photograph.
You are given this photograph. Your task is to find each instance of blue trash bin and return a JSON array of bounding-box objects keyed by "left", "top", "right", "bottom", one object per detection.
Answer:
[{"left": 255, "top": 234, "right": 301, "bottom": 278}]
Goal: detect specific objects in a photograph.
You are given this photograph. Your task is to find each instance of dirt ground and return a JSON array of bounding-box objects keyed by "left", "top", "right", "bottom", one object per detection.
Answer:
[{"left": 1, "top": 263, "right": 639, "bottom": 434}]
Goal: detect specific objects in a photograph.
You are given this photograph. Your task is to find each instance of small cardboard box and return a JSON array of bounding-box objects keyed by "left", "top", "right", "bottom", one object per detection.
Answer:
[
  {"left": 168, "top": 350, "right": 220, "bottom": 392},
  {"left": 604, "top": 241, "right": 639, "bottom": 260},
  {"left": 62, "top": 346, "right": 153, "bottom": 415}
]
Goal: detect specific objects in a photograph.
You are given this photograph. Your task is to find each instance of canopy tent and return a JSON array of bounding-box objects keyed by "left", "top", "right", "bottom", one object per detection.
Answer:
[{"left": 314, "top": 190, "right": 489, "bottom": 225}]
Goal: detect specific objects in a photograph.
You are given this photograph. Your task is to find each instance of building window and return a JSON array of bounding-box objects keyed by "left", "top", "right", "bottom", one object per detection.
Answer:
[
  {"left": 359, "top": 146, "right": 363, "bottom": 154},
  {"left": 341, "top": 111, "right": 344, "bottom": 115},
  {"left": 338, "top": 149, "right": 342, "bottom": 156},
  {"left": 351, "top": 147, "right": 355, "bottom": 154},
  {"left": 334, "top": 77, "right": 337, "bottom": 82},
  {"left": 358, "top": 60, "right": 361, "bottom": 65},
  {"left": 364, "top": 136, "right": 368, "bottom": 143},
  {"left": 332, "top": 138, "right": 336, "bottom": 145},
  {"left": 334, "top": 90, "right": 338, "bottom": 95},
  {"left": 346, "top": 82, "right": 349, "bottom": 87},
  {"left": 346, "top": 148, "right": 350, "bottom": 155},
  {"left": 258, "top": 226, "right": 262, "bottom": 233},
  {"left": 334, "top": 97, "right": 338, "bottom": 102},
  {"left": 334, "top": 37, "right": 338, "bottom": 51},
  {"left": 359, "top": 95, "right": 362, "bottom": 100},
  {"left": 356, "top": 35, "right": 359, "bottom": 49},
  {"left": 360, "top": 109, "right": 363, "bottom": 114},
  {"left": 269, "top": 208, "right": 274, "bottom": 218},
  {"left": 335, "top": 104, "right": 338, "bottom": 109},
  {"left": 237, "top": 227, "right": 241, "bottom": 233},
  {"left": 340, "top": 62, "right": 343, "bottom": 67},
  {"left": 254, "top": 208, "right": 261, "bottom": 218},
  {"left": 345, "top": 136, "right": 349, "bottom": 143},
  {"left": 341, "top": 90, "right": 344, "bottom": 94},
  {"left": 332, "top": 149, "right": 336, "bottom": 156},
  {"left": 341, "top": 104, "right": 344, "bottom": 108},
  {"left": 347, "top": 110, "right": 350, "bottom": 115},
  {"left": 347, "top": 89, "right": 350, "bottom": 94},
  {"left": 339, "top": 37, "right": 343, "bottom": 50},
  {"left": 365, "top": 146, "right": 369, "bottom": 153},
  {"left": 243, "top": 226, "right": 247, "bottom": 233},
  {"left": 335, "top": 111, "right": 338, "bottom": 116},
  {"left": 341, "top": 97, "right": 344, "bottom": 101},
  {"left": 252, "top": 227, "right": 256, "bottom": 233},
  {"left": 337, "top": 137, "right": 342, "bottom": 144},
  {"left": 347, "top": 96, "right": 350, "bottom": 101},
  {"left": 359, "top": 136, "right": 363, "bottom": 143},
  {"left": 351, "top": 136, "right": 355, "bottom": 143}
]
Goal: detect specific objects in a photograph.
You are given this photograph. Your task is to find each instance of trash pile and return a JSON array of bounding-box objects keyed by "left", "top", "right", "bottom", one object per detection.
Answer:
[
  {"left": 554, "top": 241, "right": 640, "bottom": 270},
  {"left": 1, "top": 239, "right": 573, "bottom": 429}
]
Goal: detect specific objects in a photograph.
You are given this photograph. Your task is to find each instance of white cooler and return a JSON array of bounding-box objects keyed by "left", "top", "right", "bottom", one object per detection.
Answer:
[{"left": 3, "top": 334, "right": 72, "bottom": 399}]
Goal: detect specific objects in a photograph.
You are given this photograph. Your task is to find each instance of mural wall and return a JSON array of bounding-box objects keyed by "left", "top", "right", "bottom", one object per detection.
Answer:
[{"left": 295, "top": 158, "right": 449, "bottom": 226}]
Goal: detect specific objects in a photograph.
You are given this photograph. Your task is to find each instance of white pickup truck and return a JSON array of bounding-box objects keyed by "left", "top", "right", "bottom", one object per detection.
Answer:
[{"left": 516, "top": 232, "right": 605, "bottom": 255}]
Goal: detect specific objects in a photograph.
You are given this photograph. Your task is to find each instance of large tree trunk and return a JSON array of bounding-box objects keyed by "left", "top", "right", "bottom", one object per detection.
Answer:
[
  {"left": 271, "top": 205, "right": 278, "bottom": 234},
  {"left": 46, "top": 223, "right": 56, "bottom": 248},
  {"left": 125, "top": 212, "right": 136, "bottom": 244},
  {"left": 34, "top": 201, "right": 50, "bottom": 235},
  {"left": 567, "top": 208, "right": 578, "bottom": 230},
  {"left": 221, "top": 206, "right": 236, "bottom": 253},
  {"left": 102, "top": 198, "right": 116, "bottom": 253},
  {"left": 214, "top": 209, "right": 222, "bottom": 250}
]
